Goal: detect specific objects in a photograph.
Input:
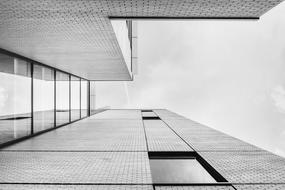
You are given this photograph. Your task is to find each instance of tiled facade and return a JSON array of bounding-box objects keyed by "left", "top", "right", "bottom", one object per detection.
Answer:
[
  {"left": 1, "top": 1, "right": 285, "bottom": 189},
  {"left": 0, "top": 109, "right": 285, "bottom": 189}
]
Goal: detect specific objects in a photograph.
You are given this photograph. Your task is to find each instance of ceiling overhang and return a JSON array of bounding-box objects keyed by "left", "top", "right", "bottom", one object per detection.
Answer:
[{"left": 0, "top": 0, "right": 283, "bottom": 80}]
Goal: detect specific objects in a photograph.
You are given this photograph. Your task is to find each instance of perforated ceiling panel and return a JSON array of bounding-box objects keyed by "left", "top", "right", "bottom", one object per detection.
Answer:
[{"left": 0, "top": 0, "right": 283, "bottom": 80}]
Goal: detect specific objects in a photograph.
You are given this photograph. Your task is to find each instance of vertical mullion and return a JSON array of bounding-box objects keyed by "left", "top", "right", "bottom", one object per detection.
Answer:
[
  {"left": 80, "top": 78, "right": 81, "bottom": 119},
  {"left": 69, "top": 75, "right": 71, "bottom": 122},
  {"left": 31, "top": 62, "right": 34, "bottom": 135},
  {"left": 54, "top": 70, "right": 56, "bottom": 127},
  {"left": 88, "top": 81, "right": 90, "bottom": 116}
]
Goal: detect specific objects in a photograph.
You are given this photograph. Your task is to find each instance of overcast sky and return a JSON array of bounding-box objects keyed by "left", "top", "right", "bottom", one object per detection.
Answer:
[{"left": 96, "top": 2, "right": 285, "bottom": 158}]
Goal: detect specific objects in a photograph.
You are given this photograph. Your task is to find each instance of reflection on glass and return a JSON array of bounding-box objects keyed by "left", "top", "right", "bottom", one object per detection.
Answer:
[
  {"left": 81, "top": 79, "right": 88, "bottom": 118},
  {"left": 0, "top": 53, "right": 31, "bottom": 144},
  {"left": 33, "top": 64, "right": 54, "bottom": 132},
  {"left": 56, "top": 71, "right": 69, "bottom": 126},
  {"left": 71, "top": 76, "right": 80, "bottom": 121},
  {"left": 150, "top": 159, "right": 216, "bottom": 184},
  {"left": 90, "top": 81, "right": 96, "bottom": 115}
]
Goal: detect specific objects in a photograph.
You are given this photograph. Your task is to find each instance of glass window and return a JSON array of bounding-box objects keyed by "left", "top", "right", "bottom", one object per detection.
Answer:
[
  {"left": 90, "top": 81, "right": 96, "bottom": 115},
  {"left": 71, "top": 76, "right": 80, "bottom": 121},
  {"left": 150, "top": 159, "right": 216, "bottom": 184},
  {"left": 56, "top": 71, "right": 69, "bottom": 126},
  {"left": 0, "top": 53, "right": 31, "bottom": 144},
  {"left": 33, "top": 64, "right": 55, "bottom": 132},
  {"left": 81, "top": 79, "right": 88, "bottom": 118}
]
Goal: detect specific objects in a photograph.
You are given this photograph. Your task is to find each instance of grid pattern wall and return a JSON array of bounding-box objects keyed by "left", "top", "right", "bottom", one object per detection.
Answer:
[
  {"left": 199, "top": 151, "right": 285, "bottom": 183},
  {"left": 0, "top": 0, "right": 283, "bottom": 80},
  {"left": 234, "top": 185, "right": 285, "bottom": 190},
  {"left": 0, "top": 185, "right": 153, "bottom": 190},
  {"left": 143, "top": 119, "right": 192, "bottom": 152},
  {"left": 91, "top": 109, "right": 143, "bottom": 120},
  {"left": 154, "top": 109, "right": 285, "bottom": 188},
  {"left": 0, "top": 152, "right": 152, "bottom": 184},
  {"left": 153, "top": 109, "right": 188, "bottom": 120},
  {"left": 0, "top": 184, "right": 153, "bottom": 190},
  {"left": 1, "top": 109, "right": 285, "bottom": 189},
  {"left": 159, "top": 119, "right": 262, "bottom": 152},
  {"left": 3, "top": 119, "right": 147, "bottom": 151},
  {"left": 0, "top": 110, "right": 153, "bottom": 188}
]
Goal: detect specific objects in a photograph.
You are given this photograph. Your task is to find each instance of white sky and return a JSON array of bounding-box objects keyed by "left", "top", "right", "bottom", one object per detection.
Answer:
[{"left": 96, "top": 2, "right": 285, "bottom": 158}]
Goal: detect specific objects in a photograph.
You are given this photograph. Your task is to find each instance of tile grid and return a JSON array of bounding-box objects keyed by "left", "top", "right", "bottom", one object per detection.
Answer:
[
  {"left": 153, "top": 109, "right": 285, "bottom": 190},
  {"left": 155, "top": 118, "right": 263, "bottom": 152},
  {"left": 1, "top": 109, "right": 285, "bottom": 189},
  {"left": 2, "top": 111, "right": 148, "bottom": 152},
  {"left": 149, "top": 110, "right": 235, "bottom": 190},
  {"left": 152, "top": 111, "right": 197, "bottom": 152},
  {"left": 0, "top": 110, "right": 153, "bottom": 189},
  {"left": 143, "top": 120, "right": 193, "bottom": 152}
]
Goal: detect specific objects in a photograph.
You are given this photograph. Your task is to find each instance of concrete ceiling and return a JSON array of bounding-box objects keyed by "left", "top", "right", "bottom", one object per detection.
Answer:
[{"left": 0, "top": 0, "right": 283, "bottom": 80}]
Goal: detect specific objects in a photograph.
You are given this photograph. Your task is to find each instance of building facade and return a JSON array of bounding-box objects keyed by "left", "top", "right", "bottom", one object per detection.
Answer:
[
  {"left": 0, "top": 109, "right": 285, "bottom": 189},
  {"left": 1, "top": 1, "right": 285, "bottom": 189},
  {"left": 0, "top": 0, "right": 284, "bottom": 149}
]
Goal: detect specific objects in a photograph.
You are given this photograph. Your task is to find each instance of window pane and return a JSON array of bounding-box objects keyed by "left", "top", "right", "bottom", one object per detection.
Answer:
[
  {"left": 33, "top": 64, "right": 54, "bottom": 132},
  {"left": 0, "top": 53, "right": 31, "bottom": 144},
  {"left": 71, "top": 76, "right": 80, "bottom": 121},
  {"left": 150, "top": 159, "right": 216, "bottom": 184},
  {"left": 90, "top": 81, "right": 96, "bottom": 115},
  {"left": 81, "top": 79, "right": 88, "bottom": 118},
  {"left": 56, "top": 72, "right": 69, "bottom": 126}
]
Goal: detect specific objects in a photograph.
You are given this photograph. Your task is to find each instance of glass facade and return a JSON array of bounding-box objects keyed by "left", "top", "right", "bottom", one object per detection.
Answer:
[
  {"left": 33, "top": 64, "right": 55, "bottom": 132},
  {"left": 71, "top": 76, "right": 80, "bottom": 121},
  {"left": 0, "top": 51, "right": 93, "bottom": 146},
  {"left": 56, "top": 71, "right": 70, "bottom": 126},
  {"left": 0, "top": 53, "right": 32, "bottom": 144}
]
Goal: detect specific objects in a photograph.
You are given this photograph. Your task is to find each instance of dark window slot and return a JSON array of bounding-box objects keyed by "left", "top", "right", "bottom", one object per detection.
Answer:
[
  {"left": 148, "top": 151, "right": 228, "bottom": 184},
  {"left": 149, "top": 151, "right": 196, "bottom": 159},
  {"left": 142, "top": 116, "right": 160, "bottom": 120},
  {"left": 141, "top": 110, "right": 153, "bottom": 112}
]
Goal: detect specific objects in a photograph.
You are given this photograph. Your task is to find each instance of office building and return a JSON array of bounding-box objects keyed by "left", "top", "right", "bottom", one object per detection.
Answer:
[{"left": 0, "top": 1, "right": 285, "bottom": 189}]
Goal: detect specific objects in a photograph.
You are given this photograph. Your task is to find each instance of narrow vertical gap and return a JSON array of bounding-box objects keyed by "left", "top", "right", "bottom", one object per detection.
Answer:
[
  {"left": 88, "top": 81, "right": 91, "bottom": 116},
  {"left": 79, "top": 78, "right": 82, "bottom": 119},
  {"left": 140, "top": 110, "right": 149, "bottom": 152},
  {"left": 69, "top": 75, "right": 71, "bottom": 122},
  {"left": 30, "top": 62, "right": 34, "bottom": 135},
  {"left": 54, "top": 70, "right": 56, "bottom": 128}
]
